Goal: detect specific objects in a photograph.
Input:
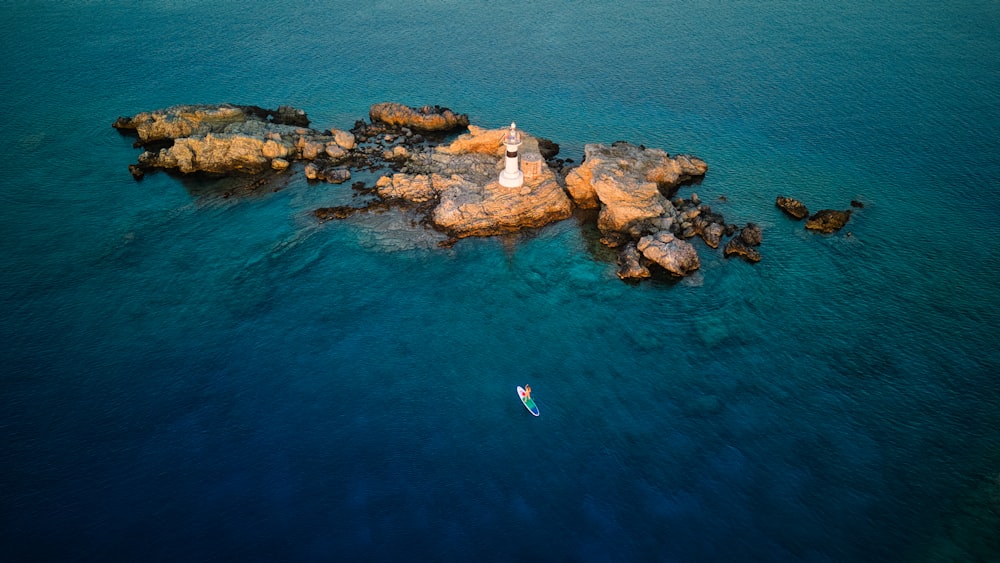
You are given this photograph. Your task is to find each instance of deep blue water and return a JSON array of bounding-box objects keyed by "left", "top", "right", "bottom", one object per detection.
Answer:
[{"left": 2, "top": 1, "right": 999, "bottom": 561}]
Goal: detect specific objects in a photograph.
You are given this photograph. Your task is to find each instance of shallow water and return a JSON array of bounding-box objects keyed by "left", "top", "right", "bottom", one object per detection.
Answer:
[{"left": 2, "top": 1, "right": 999, "bottom": 561}]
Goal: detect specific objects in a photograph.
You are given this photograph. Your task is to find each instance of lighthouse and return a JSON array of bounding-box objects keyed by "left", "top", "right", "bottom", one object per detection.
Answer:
[{"left": 498, "top": 122, "right": 524, "bottom": 188}]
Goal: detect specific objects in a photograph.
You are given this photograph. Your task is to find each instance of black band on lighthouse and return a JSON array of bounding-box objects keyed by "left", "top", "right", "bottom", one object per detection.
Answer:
[{"left": 506, "top": 150, "right": 518, "bottom": 158}]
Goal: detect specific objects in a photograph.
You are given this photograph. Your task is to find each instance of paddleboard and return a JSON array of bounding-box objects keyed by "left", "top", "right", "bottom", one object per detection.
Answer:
[{"left": 517, "top": 386, "right": 540, "bottom": 416}]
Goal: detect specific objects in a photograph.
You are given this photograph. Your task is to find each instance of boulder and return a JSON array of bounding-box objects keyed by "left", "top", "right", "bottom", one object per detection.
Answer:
[
  {"left": 334, "top": 130, "right": 356, "bottom": 150},
  {"left": 806, "top": 209, "right": 851, "bottom": 233},
  {"left": 724, "top": 238, "right": 761, "bottom": 263},
  {"left": 369, "top": 102, "right": 469, "bottom": 132},
  {"left": 301, "top": 140, "right": 325, "bottom": 160},
  {"left": 617, "top": 242, "right": 651, "bottom": 280},
  {"left": 637, "top": 231, "right": 700, "bottom": 276},
  {"left": 740, "top": 222, "right": 763, "bottom": 246},
  {"left": 776, "top": 196, "right": 809, "bottom": 220},
  {"left": 701, "top": 222, "right": 725, "bottom": 249},
  {"left": 305, "top": 162, "right": 351, "bottom": 184},
  {"left": 269, "top": 105, "right": 310, "bottom": 127}
]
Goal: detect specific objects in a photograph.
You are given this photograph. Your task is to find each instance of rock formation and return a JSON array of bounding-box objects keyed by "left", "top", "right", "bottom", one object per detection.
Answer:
[
  {"left": 115, "top": 102, "right": 767, "bottom": 283},
  {"left": 368, "top": 102, "right": 469, "bottom": 132},
  {"left": 114, "top": 103, "right": 358, "bottom": 176},
  {"left": 724, "top": 223, "right": 763, "bottom": 263},
  {"left": 776, "top": 195, "right": 859, "bottom": 235},
  {"left": 367, "top": 126, "right": 572, "bottom": 238},
  {"left": 805, "top": 209, "right": 852, "bottom": 233},
  {"left": 562, "top": 142, "right": 731, "bottom": 278},
  {"left": 776, "top": 196, "right": 809, "bottom": 220}
]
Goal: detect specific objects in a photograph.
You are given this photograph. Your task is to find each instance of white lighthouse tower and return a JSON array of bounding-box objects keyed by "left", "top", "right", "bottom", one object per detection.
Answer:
[{"left": 498, "top": 122, "right": 524, "bottom": 188}]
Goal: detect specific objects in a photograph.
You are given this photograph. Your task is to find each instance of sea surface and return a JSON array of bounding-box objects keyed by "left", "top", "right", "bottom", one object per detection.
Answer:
[{"left": 2, "top": 1, "right": 999, "bottom": 561}]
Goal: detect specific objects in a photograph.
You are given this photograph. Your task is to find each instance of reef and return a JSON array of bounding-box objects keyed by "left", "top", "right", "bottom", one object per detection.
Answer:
[{"left": 114, "top": 102, "right": 769, "bottom": 281}]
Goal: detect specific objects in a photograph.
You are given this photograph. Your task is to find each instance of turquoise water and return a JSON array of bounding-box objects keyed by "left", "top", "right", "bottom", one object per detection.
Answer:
[{"left": 2, "top": 1, "right": 999, "bottom": 560}]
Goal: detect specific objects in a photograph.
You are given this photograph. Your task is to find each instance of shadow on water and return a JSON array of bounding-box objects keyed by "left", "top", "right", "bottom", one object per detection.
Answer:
[{"left": 170, "top": 169, "right": 297, "bottom": 201}]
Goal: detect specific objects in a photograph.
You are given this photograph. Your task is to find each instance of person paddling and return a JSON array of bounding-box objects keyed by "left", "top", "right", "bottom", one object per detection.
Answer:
[{"left": 524, "top": 384, "right": 532, "bottom": 401}]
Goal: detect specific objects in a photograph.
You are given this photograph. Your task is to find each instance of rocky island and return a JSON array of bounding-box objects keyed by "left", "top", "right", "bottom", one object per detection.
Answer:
[{"left": 114, "top": 102, "right": 767, "bottom": 281}]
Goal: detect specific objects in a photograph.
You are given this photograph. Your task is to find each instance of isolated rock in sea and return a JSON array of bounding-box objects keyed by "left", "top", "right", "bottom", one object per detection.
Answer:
[
  {"left": 805, "top": 209, "right": 851, "bottom": 233},
  {"left": 637, "top": 231, "right": 701, "bottom": 276},
  {"left": 776, "top": 196, "right": 809, "bottom": 220},
  {"left": 369, "top": 102, "right": 469, "bottom": 132},
  {"left": 723, "top": 238, "right": 761, "bottom": 263}
]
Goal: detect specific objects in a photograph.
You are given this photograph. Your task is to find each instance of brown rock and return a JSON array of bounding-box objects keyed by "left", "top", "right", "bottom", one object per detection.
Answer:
[
  {"left": 776, "top": 196, "right": 809, "bottom": 220},
  {"left": 431, "top": 168, "right": 572, "bottom": 237},
  {"left": 739, "top": 222, "right": 763, "bottom": 246},
  {"left": 701, "top": 222, "right": 725, "bottom": 249},
  {"left": 805, "top": 209, "right": 851, "bottom": 233},
  {"left": 617, "top": 243, "right": 651, "bottom": 280},
  {"left": 369, "top": 102, "right": 469, "bottom": 132},
  {"left": 723, "top": 237, "right": 762, "bottom": 263},
  {"left": 376, "top": 174, "right": 436, "bottom": 203},
  {"left": 137, "top": 132, "right": 290, "bottom": 174},
  {"left": 564, "top": 143, "right": 707, "bottom": 235},
  {"left": 636, "top": 231, "right": 701, "bottom": 276}
]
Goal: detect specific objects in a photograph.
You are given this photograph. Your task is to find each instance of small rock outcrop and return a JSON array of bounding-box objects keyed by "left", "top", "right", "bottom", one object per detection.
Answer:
[
  {"left": 724, "top": 223, "right": 763, "bottom": 263},
  {"left": 368, "top": 102, "right": 469, "bottom": 132},
  {"left": 776, "top": 196, "right": 809, "bottom": 220},
  {"left": 805, "top": 209, "right": 852, "bottom": 233}
]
